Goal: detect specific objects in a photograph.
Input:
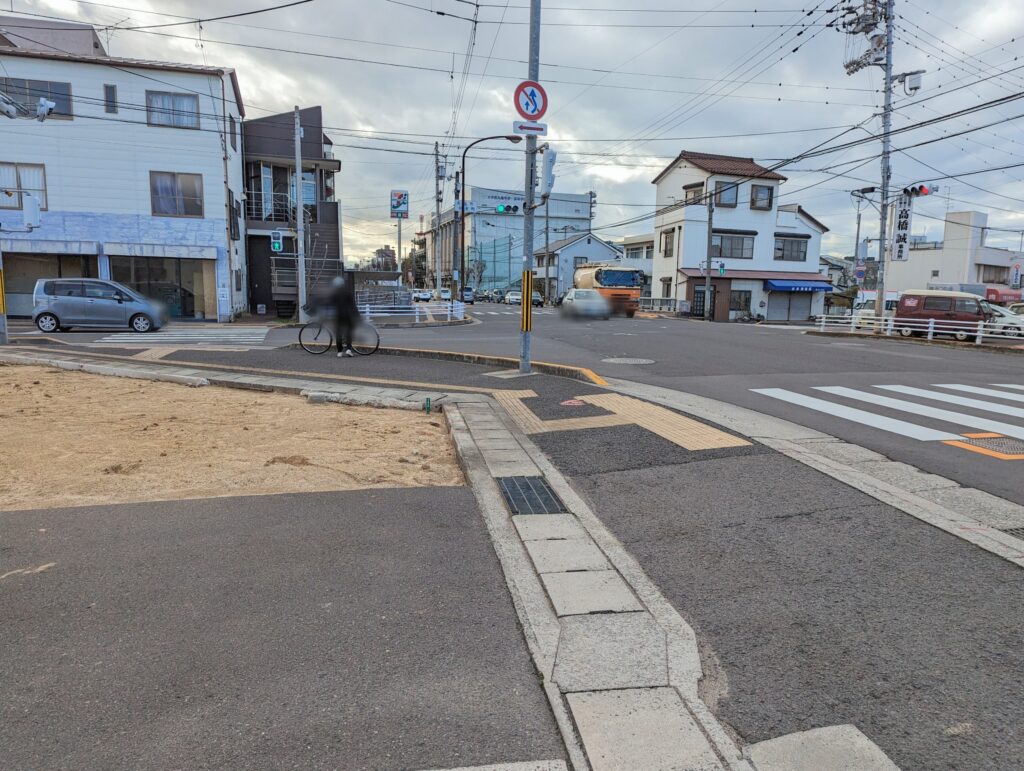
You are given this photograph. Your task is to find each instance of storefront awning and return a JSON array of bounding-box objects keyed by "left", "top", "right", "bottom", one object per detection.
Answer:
[{"left": 764, "top": 279, "right": 832, "bottom": 292}]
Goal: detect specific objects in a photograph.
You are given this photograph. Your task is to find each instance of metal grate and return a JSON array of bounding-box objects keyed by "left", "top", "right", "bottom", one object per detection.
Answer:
[
  {"left": 496, "top": 476, "right": 566, "bottom": 515},
  {"left": 1000, "top": 528, "right": 1024, "bottom": 541},
  {"left": 958, "top": 436, "right": 1024, "bottom": 455}
]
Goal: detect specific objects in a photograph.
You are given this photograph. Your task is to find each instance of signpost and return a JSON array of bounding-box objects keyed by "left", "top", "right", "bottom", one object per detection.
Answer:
[
  {"left": 1012, "top": 262, "right": 1022, "bottom": 290},
  {"left": 391, "top": 189, "right": 409, "bottom": 286}
]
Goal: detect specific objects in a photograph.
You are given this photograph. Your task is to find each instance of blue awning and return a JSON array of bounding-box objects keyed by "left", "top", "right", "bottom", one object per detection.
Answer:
[{"left": 764, "top": 279, "right": 832, "bottom": 292}]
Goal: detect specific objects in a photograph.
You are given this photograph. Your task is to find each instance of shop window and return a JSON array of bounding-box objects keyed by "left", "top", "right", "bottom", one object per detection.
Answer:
[
  {"left": 729, "top": 290, "right": 752, "bottom": 312},
  {"left": 150, "top": 171, "right": 203, "bottom": 217}
]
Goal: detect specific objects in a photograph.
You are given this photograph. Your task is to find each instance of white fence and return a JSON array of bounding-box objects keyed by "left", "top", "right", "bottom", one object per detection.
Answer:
[
  {"left": 638, "top": 297, "right": 677, "bottom": 313},
  {"left": 815, "top": 314, "right": 1023, "bottom": 344},
  {"left": 360, "top": 302, "right": 466, "bottom": 322}
]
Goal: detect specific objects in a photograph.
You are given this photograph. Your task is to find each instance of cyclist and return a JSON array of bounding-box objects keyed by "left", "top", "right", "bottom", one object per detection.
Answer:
[{"left": 328, "top": 275, "right": 359, "bottom": 357}]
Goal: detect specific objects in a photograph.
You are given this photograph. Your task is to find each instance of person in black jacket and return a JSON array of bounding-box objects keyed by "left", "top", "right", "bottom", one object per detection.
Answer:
[{"left": 329, "top": 275, "right": 359, "bottom": 357}]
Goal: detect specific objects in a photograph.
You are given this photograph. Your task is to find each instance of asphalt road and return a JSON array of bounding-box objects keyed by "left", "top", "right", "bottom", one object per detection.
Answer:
[
  {"left": 1, "top": 488, "right": 566, "bottom": 771},
  {"left": 537, "top": 429, "right": 1024, "bottom": 771}
]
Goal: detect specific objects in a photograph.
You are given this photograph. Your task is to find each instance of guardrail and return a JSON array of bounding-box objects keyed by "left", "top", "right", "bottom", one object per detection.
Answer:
[
  {"left": 638, "top": 297, "right": 677, "bottom": 312},
  {"left": 815, "top": 313, "right": 1024, "bottom": 344},
  {"left": 359, "top": 302, "right": 466, "bottom": 322}
]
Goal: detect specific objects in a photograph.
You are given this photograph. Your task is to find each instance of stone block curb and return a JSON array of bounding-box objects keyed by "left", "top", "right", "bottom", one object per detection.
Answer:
[{"left": 0, "top": 352, "right": 209, "bottom": 387}]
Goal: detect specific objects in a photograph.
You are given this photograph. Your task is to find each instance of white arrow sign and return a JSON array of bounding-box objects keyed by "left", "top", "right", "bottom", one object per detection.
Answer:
[{"left": 512, "top": 120, "right": 547, "bottom": 136}]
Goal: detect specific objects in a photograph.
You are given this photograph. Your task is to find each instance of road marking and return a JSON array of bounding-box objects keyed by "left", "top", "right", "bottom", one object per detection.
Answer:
[
  {"left": 750, "top": 388, "right": 961, "bottom": 441},
  {"left": 993, "top": 383, "right": 1024, "bottom": 392},
  {"left": 875, "top": 385, "right": 1024, "bottom": 419},
  {"left": 815, "top": 386, "right": 1024, "bottom": 440},
  {"left": 933, "top": 384, "right": 1024, "bottom": 403},
  {"left": 0, "top": 562, "right": 56, "bottom": 580}
]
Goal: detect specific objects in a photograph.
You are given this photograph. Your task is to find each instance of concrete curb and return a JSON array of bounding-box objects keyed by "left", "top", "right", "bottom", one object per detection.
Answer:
[
  {"left": 805, "top": 328, "right": 1024, "bottom": 355},
  {"left": 0, "top": 352, "right": 210, "bottom": 387},
  {"left": 376, "top": 346, "right": 608, "bottom": 386},
  {"left": 302, "top": 389, "right": 424, "bottom": 411}
]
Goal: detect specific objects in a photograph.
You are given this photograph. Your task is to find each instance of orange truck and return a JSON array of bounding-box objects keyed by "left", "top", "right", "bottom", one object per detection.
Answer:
[{"left": 573, "top": 264, "right": 643, "bottom": 318}]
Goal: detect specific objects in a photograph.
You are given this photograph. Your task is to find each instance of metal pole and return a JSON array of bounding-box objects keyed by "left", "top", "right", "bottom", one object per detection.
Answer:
[
  {"left": 459, "top": 152, "right": 468, "bottom": 301},
  {"left": 434, "top": 141, "right": 443, "bottom": 296},
  {"left": 703, "top": 196, "right": 714, "bottom": 321},
  {"left": 519, "top": 0, "right": 541, "bottom": 373},
  {"left": 397, "top": 217, "right": 402, "bottom": 283},
  {"left": 543, "top": 198, "right": 550, "bottom": 304},
  {"left": 294, "top": 106, "right": 308, "bottom": 323},
  {"left": 453, "top": 170, "right": 461, "bottom": 292},
  {"left": 0, "top": 246, "right": 8, "bottom": 345},
  {"left": 853, "top": 208, "right": 862, "bottom": 272},
  {"left": 874, "top": 0, "right": 894, "bottom": 319}
]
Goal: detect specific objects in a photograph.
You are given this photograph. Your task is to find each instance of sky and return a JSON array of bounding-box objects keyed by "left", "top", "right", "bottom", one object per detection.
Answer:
[{"left": 13, "top": 0, "right": 1024, "bottom": 260}]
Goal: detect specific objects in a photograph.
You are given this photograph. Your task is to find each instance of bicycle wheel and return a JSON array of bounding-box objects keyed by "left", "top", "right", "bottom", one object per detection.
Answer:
[
  {"left": 351, "top": 322, "right": 380, "bottom": 355},
  {"left": 299, "top": 322, "right": 334, "bottom": 354}
]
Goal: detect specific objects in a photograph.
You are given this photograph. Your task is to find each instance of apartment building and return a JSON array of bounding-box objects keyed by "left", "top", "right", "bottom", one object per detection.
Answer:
[
  {"left": 0, "top": 20, "right": 246, "bottom": 320},
  {"left": 652, "top": 151, "right": 830, "bottom": 321}
]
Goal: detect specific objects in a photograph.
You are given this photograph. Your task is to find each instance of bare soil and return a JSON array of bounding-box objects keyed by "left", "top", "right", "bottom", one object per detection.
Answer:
[{"left": 0, "top": 364, "right": 463, "bottom": 511}]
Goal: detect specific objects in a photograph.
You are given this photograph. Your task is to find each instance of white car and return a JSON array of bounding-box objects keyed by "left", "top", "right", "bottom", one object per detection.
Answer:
[
  {"left": 851, "top": 299, "right": 898, "bottom": 329},
  {"left": 560, "top": 288, "right": 610, "bottom": 320},
  {"left": 505, "top": 290, "right": 522, "bottom": 305},
  {"left": 440, "top": 288, "right": 452, "bottom": 301},
  {"left": 412, "top": 289, "right": 432, "bottom": 302},
  {"left": 988, "top": 303, "right": 1024, "bottom": 337}
]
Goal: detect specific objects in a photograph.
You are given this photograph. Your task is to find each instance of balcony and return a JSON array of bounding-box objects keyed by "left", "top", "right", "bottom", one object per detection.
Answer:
[{"left": 245, "top": 190, "right": 341, "bottom": 227}]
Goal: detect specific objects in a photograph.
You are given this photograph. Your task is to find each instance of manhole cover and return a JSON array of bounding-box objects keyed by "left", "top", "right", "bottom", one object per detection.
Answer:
[
  {"left": 496, "top": 476, "right": 566, "bottom": 515},
  {"left": 601, "top": 357, "right": 655, "bottom": 365}
]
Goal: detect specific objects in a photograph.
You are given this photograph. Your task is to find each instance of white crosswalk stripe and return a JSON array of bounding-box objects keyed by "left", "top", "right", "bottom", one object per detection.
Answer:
[
  {"left": 752, "top": 382, "right": 1024, "bottom": 444},
  {"left": 95, "top": 327, "right": 269, "bottom": 345}
]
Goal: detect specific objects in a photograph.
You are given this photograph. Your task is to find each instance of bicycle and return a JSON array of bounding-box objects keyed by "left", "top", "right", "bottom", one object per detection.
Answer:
[{"left": 299, "top": 319, "right": 380, "bottom": 355}]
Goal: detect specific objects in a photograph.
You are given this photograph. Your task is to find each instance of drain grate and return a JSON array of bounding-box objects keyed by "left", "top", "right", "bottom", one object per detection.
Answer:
[
  {"left": 496, "top": 476, "right": 566, "bottom": 515},
  {"left": 1000, "top": 527, "right": 1024, "bottom": 541},
  {"left": 958, "top": 436, "right": 1024, "bottom": 454}
]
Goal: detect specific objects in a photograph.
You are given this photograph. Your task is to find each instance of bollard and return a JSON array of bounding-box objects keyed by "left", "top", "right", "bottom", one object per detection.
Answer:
[
  {"left": 885, "top": 317, "right": 894, "bottom": 336},
  {"left": 927, "top": 318, "right": 935, "bottom": 340},
  {"left": 424, "top": 397, "right": 432, "bottom": 414},
  {"left": 819, "top": 315, "right": 827, "bottom": 332},
  {"left": 975, "top": 320, "right": 985, "bottom": 345}
]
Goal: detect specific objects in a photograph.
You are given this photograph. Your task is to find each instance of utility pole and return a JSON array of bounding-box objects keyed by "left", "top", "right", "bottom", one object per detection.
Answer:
[
  {"left": 397, "top": 218, "right": 402, "bottom": 283},
  {"left": 874, "top": 0, "right": 895, "bottom": 318},
  {"left": 703, "top": 196, "right": 715, "bottom": 321},
  {"left": 519, "top": 0, "right": 541, "bottom": 373},
  {"left": 543, "top": 199, "right": 550, "bottom": 303},
  {"left": 293, "top": 106, "right": 308, "bottom": 323},
  {"left": 434, "top": 141, "right": 443, "bottom": 296}
]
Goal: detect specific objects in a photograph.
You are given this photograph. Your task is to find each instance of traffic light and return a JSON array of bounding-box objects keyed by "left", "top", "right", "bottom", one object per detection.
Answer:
[
  {"left": 270, "top": 229, "right": 283, "bottom": 252},
  {"left": 495, "top": 204, "right": 520, "bottom": 214},
  {"left": 902, "top": 184, "right": 931, "bottom": 197}
]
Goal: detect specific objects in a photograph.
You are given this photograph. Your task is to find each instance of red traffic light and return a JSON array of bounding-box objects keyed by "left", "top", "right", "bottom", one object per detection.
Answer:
[{"left": 903, "top": 184, "right": 930, "bottom": 197}]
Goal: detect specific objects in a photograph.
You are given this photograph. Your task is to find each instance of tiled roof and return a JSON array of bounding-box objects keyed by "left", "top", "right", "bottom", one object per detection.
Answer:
[{"left": 653, "top": 151, "right": 787, "bottom": 184}]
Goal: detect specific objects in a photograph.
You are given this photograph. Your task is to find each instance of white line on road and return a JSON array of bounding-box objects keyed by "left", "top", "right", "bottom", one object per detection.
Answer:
[
  {"left": 932, "top": 384, "right": 1024, "bottom": 403},
  {"left": 750, "top": 388, "right": 961, "bottom": 441},
  {"left": 876, "top": 385, "right": 1024, "bottom": 419},
  {"left": 815, "top": 386, "right": 1024, "bottom": 440},
  {"left": 992, "top": 384, "right": 1024, "bottom": 393}
]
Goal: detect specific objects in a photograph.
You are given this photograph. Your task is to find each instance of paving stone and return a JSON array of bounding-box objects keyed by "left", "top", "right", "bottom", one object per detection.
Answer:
[
  {"left": 567, "top": 688, "right": 724, "bottom": 771},
  {"left": 746, "top": 725, "right": 899, "bottom": 771},
  {"left": 524, "top": 538, "right": 610, "bottom": 573},
  {"left": 552, "top": 612, "right": 667, "bottom": 692},
  {"left": 854, "top": 460, "right": 960, "bottom": 492},
  {"left": 512, "top": 514, "right": 588, "bottom": 542},
  {"left": 540, "top": 570, "right": 643, "bottom": 616},
  {"left": 915, "top": 486, "right": 1024, "bottom": 529}
]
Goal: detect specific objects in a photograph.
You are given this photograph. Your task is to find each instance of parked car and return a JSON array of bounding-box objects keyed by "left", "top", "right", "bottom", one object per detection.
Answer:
[
  {"left": 851, "top": 298, "right": 898, "bottom": 329},
  {"left": 505, "top": 290, "right": 522, "bottom": 305},
  {"left": 440, "top": 288, "right": 452, "bottom": 301},
  {"left": 531, "top": 291, "right": 543, "bottom": 308},
  {"left": 461, "top": 287, "right": 475, "bottom": 304},
  {"left": 987, "top": 303, "right": 1024, "bottom": 337},
  {"left": 560, "top": 287, "right": 610, "bottom": 320},
  {"left": 1008, "top": 302, "right": 1024, "bottom": 315},
  {"left": 894, "top": 290, "right": 992, "bottom": 341},
  {"left": 412, "top": 289, "right": 432, "bottom": 302},
  {"left": 33, "top": 278, "right": 165, "bottom": 333}
]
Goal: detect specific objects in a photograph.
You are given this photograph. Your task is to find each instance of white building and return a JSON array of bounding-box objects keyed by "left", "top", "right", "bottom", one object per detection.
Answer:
[
  {"left": 885, "top": 211, "right": 1023, "bottom": 304},
  {"left": 0, "top": 20, "right": 246, "bottom": 320},
  {"left": 651, "top": 151, "right": 830, "bottom": 321},
  {"left": 532, "top": 233, "right": 622, "bottom": 299}
]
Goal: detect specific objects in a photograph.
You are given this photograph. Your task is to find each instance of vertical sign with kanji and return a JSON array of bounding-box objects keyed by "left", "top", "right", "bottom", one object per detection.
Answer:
[{"left": 890, "top": 193, "right": 913, "bottom": 262}]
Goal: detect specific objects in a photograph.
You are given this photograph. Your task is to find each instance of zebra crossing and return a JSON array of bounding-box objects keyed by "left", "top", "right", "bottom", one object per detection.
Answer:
[
  {"left": 478, "top": 309, "right": 555, "bottom": 316},
  {"left": 94, "top": 326, "right": 270, "bottom": 346},
  {"left": 752, "top": 382, "right": 1024, "bottom": 458}
]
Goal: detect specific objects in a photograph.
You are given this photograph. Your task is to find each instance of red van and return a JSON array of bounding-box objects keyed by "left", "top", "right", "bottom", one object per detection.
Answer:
[{"left": 895, "top": 290, "right": 992, "bottom": 341}]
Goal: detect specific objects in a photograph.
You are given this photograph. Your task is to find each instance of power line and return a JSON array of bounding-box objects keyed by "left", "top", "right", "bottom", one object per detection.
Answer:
[{"left": 107, "top": 0, "right": 315, "bottom": 31}]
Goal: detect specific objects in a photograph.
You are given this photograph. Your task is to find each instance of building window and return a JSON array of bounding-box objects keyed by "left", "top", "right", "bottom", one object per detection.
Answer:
[
  {"left": 729, "top": 290, "right": 752, "bottom": 312},
  {"left": 711, "top": 234, "right": 753, "bottom": 259},
  {"left": 980, "top": 265, "right": 1009, "bottom": 283},
  {"left": 645, "top": 244, "right": 654, "bottom": 260},
  {"left": 714, "top": 181, "right": 738, "bottom": 208},
  {"left": 103, "top": 84, "right": 117, "bottom": 114},
  {"left": 146, "top": 91, "right": 200, "bottom": 129},
  {"left": 573, "top": 256, "right": 587, "bottom": 267},
  {"left": 150, "top": 171, "right": 203, "bottom": 217},
  {"left": 750, "top": 184, "right": 773, "bottom": 211},
  {"left": 229, "top": 115, "right": 237, "bottom": 150},
  {"left": 625, "top": 246, "right": 645, "bottom": 260},
  {"left": 0, "top": 162, "right": 48, "bottom": 209},
  {"left": 662, "top": 229, "right": 675, "bottom": 259},
  {"left": 0, "top": 78, "right": 72, "bottom": 119},
  {"left": 661, "top": 279, "right": 671, "bottom": 298},
  {"left": 930, "top": 269, "right": 940, "bottom": 278},
  {"left": 229, "top": 190, "right": 240, "bottom": 240},
  {"left": 683, "top": 182, "right": 704, "bottom": 204},
  {"left": 774, "top": 237, "right": 808, "bottom": 262}
]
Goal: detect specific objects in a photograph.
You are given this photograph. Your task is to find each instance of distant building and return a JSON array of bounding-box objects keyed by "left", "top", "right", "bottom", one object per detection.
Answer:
[
  {"left": 651, "top": 151, "right": 830, "bottom": 321},
  {"left": 884, "top": 211, "right": 1023, "bottom": 303},
  {"left": 532, "top": 233, "right": 623, "bottom": 299}
]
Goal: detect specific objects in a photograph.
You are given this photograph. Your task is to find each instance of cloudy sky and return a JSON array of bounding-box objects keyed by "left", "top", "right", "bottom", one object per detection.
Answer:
[{"left": 15, "top": 0, "right": 1024, "bottom": 259}]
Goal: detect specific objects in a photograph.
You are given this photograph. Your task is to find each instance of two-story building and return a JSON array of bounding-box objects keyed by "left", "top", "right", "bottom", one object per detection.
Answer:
[
  {"left": 0, "top": 20, "right": 246, "bottom": 320},
  {"left": 651, "top": 151, "right": 830, "bottom": 321},
  {"left": 532, "top": 233, "right": 622, "bottom": 299}
]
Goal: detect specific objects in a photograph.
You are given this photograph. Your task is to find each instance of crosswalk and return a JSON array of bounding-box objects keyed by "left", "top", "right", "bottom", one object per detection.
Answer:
[
  {"left": 94, "top": 326, "right": 270, "bottom": 346},
  {"left": 478, "top": 309, "right": 555, "bottom": 316},
  {"left": 752, "top": 382, "right": 1024, "bottom": 457}
]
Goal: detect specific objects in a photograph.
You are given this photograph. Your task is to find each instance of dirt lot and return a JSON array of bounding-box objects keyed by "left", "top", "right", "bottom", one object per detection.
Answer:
[{"left": 0, "top": 364, "right": 463, "bottom": 511}]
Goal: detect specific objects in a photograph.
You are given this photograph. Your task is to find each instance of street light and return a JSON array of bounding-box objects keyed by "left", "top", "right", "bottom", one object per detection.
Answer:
[{"left": 460, "top": 134, "right": 522, "bottom": 299}]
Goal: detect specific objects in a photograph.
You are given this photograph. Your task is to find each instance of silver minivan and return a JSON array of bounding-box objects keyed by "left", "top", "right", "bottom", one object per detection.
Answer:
[{"left": 32, "top": 278, "right": 165, "bottom": 333}]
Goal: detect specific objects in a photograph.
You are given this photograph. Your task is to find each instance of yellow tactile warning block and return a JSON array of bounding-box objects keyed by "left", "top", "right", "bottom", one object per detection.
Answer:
[
  {"left": 492, "top": 390, "right": 548, "bottom": 433},
  {"left": 132, "top": 348, "right": 175, "bottom": 360},
  {"left": 579, "top": 393, "right": 751, "bottom": 451}
]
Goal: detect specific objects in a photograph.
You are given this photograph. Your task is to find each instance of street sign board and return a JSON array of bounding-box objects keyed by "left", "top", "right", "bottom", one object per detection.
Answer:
[
  {"left": 1012, "top": 262, "right": 1022, "bottom": 290},
  {"left": 390, "top": 189, "right": 409, "bottom": 219},
  {"left": 855, "top": 269, "right": 866, "bottom": 280},
  {"left": 890, "top": 193, "right": 914, "bottom": 262},
  {"left": 513, "top": 120, "right": 547, "bottom": 136},
  {"left": 514, "top": 80, "right": 548, "bottom": 121}
]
